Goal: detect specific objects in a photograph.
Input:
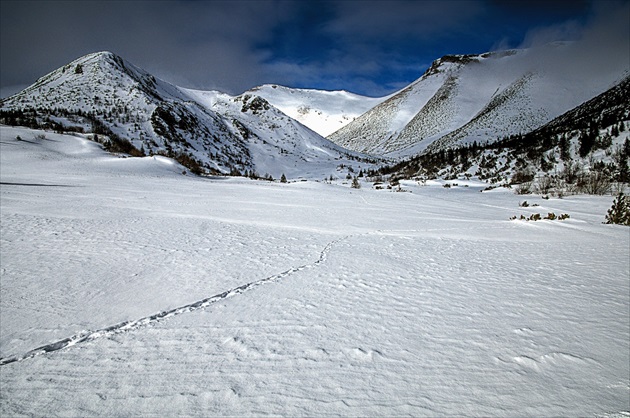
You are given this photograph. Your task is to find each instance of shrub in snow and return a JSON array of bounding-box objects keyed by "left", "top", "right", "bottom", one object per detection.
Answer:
[
  {"left": 511, "top": 212, "right": 570, "bottom": 221},
  {"left": 604, "top": 193, "right": 630, "bottom": 226},
  {"left": 510, "top": 212, "right": 571, "bottom": 221},
  {"left": 511, "top": 167, "right": 535, "bottom": 185},
  {"left": 515, "top": 182, "right": 532, "bottom": 195},
  {"left": 536, "top": 175, "right": 555, "bottom": 195},
  {"left": 577, "top": 171, "right": 612, "bottom": 195}
]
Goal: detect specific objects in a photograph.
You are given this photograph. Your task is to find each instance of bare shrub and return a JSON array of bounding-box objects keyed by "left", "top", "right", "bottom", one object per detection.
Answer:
[
  {"left": 515, "top": 182, "right": 533, "bottom": 195},
  {"left": 511, "top": 167, "right": 535, "bottom": 185},
  {"left": 536, "top": 175, "right": 555, "bottom": 195},
  {"left": 560, "top": 161, "right": 583, "bottom": 184},
  {"left": 578, "top": 171, "right": 612, "bottom": 195}
]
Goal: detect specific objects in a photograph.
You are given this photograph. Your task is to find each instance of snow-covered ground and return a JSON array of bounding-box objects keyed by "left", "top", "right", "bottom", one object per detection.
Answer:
[{"left": 1, "top": 126, "right": 628, "bottom": 416}]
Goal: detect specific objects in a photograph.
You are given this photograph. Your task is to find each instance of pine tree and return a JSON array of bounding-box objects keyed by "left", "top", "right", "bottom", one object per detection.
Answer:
[
  {"left": 611, "top": 124, "right": 620, "bottom": 137},
  {"left": 280, "top": 173, "right": 287, "bottom": 183},
  {"left": 559, "top": 134, "right": 571, "bottom": 161},
  {"left": 351, "top": 176, "right": 361, "bottom": 189},
  {"left": 579, "top": 127, "right": 596, "bottom": 157},
  {"left": 605, "top": 192, "right": 630, "bottom": 225}
]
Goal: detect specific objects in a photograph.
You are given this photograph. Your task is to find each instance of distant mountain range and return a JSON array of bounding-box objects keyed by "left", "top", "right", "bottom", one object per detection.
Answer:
[
  {"left": 244, "top": 84, "right": 387, "bottom": 137},
  {"left": 0, "top": 52, "right": 369, "bottom": 179},
  {"left": 1, "top": 43, "right": 628, "bottom": 179},
  {"left": 328, "top": 43, "right": 628, "bottom": 157}
]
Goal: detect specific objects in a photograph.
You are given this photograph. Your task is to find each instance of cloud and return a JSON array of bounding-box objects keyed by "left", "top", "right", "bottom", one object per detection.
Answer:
[
  {"left": 324, "top": 0, "right": 484, "bottom": 42},
  {"left": 519, "top": 20, "right": 584, "bottom": 47},
  {"left": 489, "top": 0, "right": 591, "bottom": 18},
  {"left": 0, "top": 1, "right": 291, "bottom": 95},
  {"left": 1, "top": 0, "right": 627, "bottom": 98},
  {"left": 513, "top": 0, "right": 629, "bottom": 49},
  {"left": 1, "top": 0, "right": 489, "bottom": 97},
  {"left": 510, "top": 0, "right": 630, "bottom": 91},
  {"left": 254, "top": 1, "right": 487, "bottom": 95}
]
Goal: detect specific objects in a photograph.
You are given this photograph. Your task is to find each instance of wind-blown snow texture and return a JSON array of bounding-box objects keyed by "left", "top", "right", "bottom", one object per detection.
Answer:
[
  {"left": 328, "top": 44, "right": 629, "bottom": 156},
  {"left": 1, "top": 126, "right": 628, "bottom": 417}
]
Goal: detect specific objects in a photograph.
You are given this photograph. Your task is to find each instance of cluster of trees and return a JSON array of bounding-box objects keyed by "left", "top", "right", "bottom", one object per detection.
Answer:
[{"left": 380, "top": 109, "right": 629, "bottom": 196}]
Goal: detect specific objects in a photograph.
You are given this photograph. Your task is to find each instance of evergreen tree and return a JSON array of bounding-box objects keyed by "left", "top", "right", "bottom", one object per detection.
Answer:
[
  {"left": 579, "top": 126, "right": 596, "bottom": 158},
  {"left": 559, "top": 134, "right": 571, "bottom": 161},
  {"left": 605, "top": 193, "right": 630, "bottom": 225},
  {"left": 280, "top": 173, "right": 287, "bottom": 183},
  {"left": 611, "top": 124, "right": 619, "bottom": 137}
]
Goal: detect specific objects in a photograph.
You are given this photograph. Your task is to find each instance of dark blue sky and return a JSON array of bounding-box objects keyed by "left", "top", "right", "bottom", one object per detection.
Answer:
[{"left": 1, "top": 0, "right": 628, "bottom": 98}]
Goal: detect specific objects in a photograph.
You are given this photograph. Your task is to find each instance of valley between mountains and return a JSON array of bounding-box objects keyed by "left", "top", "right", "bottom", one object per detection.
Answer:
[{"left": 0, "top": 40, "right": 629, "bottom": 417}]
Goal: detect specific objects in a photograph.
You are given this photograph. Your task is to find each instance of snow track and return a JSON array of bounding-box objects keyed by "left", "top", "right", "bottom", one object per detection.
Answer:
[{"left": 0, "top": 237, "right": 348, "bottom": 366}]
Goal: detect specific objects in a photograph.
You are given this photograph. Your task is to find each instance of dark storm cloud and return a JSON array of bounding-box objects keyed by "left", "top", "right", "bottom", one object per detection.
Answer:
[
  {"left": 490, "top": 0, "right": 590, "bottom": 16},
  {"left": 1, "top": 1, "right": 292, "bottom": 95},
  {"left": 324, "top": 0, "right": 484, "bottom": 41},
  {"left": 1, "top": 0, "right": 628, "bottom": 98}
]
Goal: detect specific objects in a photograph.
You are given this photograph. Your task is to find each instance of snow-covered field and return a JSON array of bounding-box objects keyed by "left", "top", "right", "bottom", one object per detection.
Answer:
[{"left": 1, "top": 126, "right": 628, "bottom": 416}]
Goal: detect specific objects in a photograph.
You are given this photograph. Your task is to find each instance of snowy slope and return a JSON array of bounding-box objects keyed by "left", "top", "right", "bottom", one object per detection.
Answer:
[
  {"left": 245, "top": 84, "right": 387, "bottom": 137},
  {"left": 1, "top": 126, "right": 628, "bottom": 416},
  {"left": 0, "top": 52, "right": 371, "bottom": 179},
  {"left": 329, "top": 44, "right": 629, "bottom": 156},
  {"left": 183, "top": 88, "right": 369, "bottom": 179}
]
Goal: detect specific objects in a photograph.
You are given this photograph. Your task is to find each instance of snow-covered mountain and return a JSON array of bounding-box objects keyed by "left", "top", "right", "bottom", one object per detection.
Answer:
[
  {"left": 181, "top": 88, "right": 368, "bottom": 178},
  {"left": 521, "top": 74, "right": 630, "bottom": 142},
  {"left": 244, "top": 84, "right": 387, "bottom": 137},
  {"left": 2, "top": 43, "right": 628, "bottom": 173},
  {"left": 0, "top": 52, "right": 369, "bottom": 179},
  {"left": 328, "top": 43, "right": 629, "bottom": 157},
  {"left": 385, "top": 74, "right": 630, "bottom": 186}
]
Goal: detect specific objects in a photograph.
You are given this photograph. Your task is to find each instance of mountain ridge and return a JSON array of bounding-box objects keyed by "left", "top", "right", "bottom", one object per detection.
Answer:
[
  {"left": 243, "top": 84, "right": 387, "bottom": 137},
  {"left": 1, "top": 45, "right": 628, "bottom": 182},
  {"left": 0, "top": 51, "right": 372, "bottom": 179},
  {"left": 327, "top": 43, "right": 628, "bottom": 157}
]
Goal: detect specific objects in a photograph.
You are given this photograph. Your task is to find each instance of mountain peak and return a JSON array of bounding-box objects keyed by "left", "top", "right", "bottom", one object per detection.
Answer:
[
  {"left": 243, "top": 84, "right": 387, "bottom": 137},
  {"left": 422, "top": 53, "right": 482, "bottom": 79},
  {"left": 1, "top": 51, "right": 367, "bottom": 179},
  {"left": 78, "top": 50, "right": 118, "bottom": 61},
  {"left": 328, "top": 44, "right": 627, "bottom": 156}
]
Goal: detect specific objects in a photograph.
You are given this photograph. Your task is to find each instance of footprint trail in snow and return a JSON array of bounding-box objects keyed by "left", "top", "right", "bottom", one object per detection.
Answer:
[{"left": 0, "top": 236, "right": 348, "bottom": 366}]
